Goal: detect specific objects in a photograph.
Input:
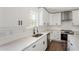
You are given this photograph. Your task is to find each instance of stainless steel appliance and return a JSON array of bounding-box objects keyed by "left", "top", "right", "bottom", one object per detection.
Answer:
[{"left": 61, "top": 30, "right": 74, "bottom": 41}]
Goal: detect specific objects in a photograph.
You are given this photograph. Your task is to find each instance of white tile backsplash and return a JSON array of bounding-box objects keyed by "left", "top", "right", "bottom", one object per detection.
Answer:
[
  {"left": 0, "top": 26, "right": 33, "bottom": 45},
  {"left": 0, "top": 25, "right": 47, "bottom": 37},
  {"left": 0, "top": 28, "right": 10, "bottom": 37},
  {"left": 0, "top": 27, "right": 25, "bottom": 37}
]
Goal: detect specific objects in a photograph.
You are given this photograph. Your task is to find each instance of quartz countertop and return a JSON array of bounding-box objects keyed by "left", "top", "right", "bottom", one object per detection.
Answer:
[{"left": 0, "top": 31, "right": 49, "bottom": 51}]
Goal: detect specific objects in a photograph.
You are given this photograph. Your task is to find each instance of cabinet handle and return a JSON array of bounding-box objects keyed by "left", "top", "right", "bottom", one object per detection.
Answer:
[
  {"left": 18, "top": 20, "right": 20, "bottom": 26},
  {"left": 21, "top": 20, "right": 22, "bottom": 26},
  {"left": 70, "top": 43, "right": 72, "bottom": 46},
  {"left": 43, "top": 41, "right": 45, "bottom": 45},
  {"left": 32, "top": 45, "right": 36, "bottom": 48}
]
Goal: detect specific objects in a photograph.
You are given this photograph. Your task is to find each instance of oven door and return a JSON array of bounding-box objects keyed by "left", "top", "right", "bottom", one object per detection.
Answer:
[{"left": 61, "top": 34, "right": 67, "bottom": 41}]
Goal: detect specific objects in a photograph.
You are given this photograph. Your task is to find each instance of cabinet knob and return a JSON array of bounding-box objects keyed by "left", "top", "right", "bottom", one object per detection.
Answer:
[
  {"left": 43, "top": 41, "right": 45, "bottom": 45},
  {"left": 32, "top": 45, "right": 36, "bottom": 48},
  {"left": 70, "top": 43, "right": 73, "bottom": 46}
]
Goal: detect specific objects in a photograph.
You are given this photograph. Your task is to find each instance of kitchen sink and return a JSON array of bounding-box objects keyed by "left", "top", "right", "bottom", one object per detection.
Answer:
[{"left": 32, "top": 34, "right": 43, "bottom": 37}]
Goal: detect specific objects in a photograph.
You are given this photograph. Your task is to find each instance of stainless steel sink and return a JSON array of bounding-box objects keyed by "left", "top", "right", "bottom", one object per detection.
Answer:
[{"left": 32, "top": 34, "right": 43, "bottom": 37}]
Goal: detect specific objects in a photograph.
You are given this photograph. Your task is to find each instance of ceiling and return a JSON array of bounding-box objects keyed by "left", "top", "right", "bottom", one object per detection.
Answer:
[{"left": 45, "top": 7, "right": 79, "bottom": 13}]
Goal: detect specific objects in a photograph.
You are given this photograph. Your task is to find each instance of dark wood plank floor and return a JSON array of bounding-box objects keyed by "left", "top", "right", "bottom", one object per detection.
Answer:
[{"left": 46, "top": 40, "right": 67, "bottom": 51}]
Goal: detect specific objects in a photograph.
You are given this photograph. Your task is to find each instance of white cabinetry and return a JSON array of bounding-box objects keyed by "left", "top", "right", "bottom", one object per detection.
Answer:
[
  {"left": 0, "top": 7, "right": 49, "bottom": 27},
  {"left": 2, "top": 8, "right": 18, "bottom": 27},
  {"left": 0, "top": 8, "right": 36, "bottom": 27},
  {"left": 49, "top": 13, "right": 61, "bottom": 25},
  {"left": 68, "top": 35, "right": 78, "bottom": 51},
  {"left": 23, "top": 35, "right": 47, "bottom": 51},
  {"left": 50, "top": 31, "right": 61, "bottom": 41},
  {"left": 39, "top": 8, "right": 49, "bottom": 26},
  {"left": 72, "top": 10, "right": 79, "bottom": 25}
]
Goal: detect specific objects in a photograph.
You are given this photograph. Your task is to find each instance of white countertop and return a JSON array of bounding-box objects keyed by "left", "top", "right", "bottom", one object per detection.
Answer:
[
  {"left": 1, "top": 29, "right": 79, "bottom": 51},
  {"left": 0, "top": 31, "right": 49, "bottom": 51}
]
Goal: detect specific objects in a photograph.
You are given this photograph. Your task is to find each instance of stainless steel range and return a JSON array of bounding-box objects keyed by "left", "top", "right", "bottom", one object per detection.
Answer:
[{"left": 61, "top": 30, "right": 74, "bottom": 41}]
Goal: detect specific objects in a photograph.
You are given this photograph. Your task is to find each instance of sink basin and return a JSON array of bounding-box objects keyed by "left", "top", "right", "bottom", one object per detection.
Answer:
[{"left": 32, "top": 34, "right": 43, "bottom": 37}]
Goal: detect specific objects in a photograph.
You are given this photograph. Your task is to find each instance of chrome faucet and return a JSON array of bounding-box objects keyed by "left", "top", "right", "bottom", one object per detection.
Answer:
[{"left": 33, "top": 26, "right": 39, "bottom": 35}]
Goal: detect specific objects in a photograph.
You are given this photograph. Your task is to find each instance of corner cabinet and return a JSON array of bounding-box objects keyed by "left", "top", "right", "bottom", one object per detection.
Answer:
[
  {"left": 72, "top": 10, "right": 79, "bottom": 25},
  {"left": 49, "top": 13, "right": 61, "bottom": 25},
  {"left": 50, "top": 31, "right": 61, "bottom": 41},
  {"left": 23, "top": 35, "right": 47, "bottom": 51}
]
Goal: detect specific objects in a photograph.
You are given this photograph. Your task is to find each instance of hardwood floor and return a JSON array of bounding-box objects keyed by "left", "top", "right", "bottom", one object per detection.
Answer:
[{"left": 46, "top": 40, "right": 67, "bottom": 51}]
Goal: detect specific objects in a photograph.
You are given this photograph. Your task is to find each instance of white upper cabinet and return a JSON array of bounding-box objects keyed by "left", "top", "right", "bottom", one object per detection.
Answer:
[
  {"left": 0, "top": 8, "right": 4, "bottom": 27},
  {"left": 0, "top": 8, "right": 18, "bottom": 27},
  {"left": 38, "top": 8, "right": 49, "bottom": 26},
  {"left": 0, "top": 7, "right": 49, "bottom": 27},
  {"left": 72, "top": 10, "right": 79, "bottom": 25},
  {"left": 16, "top": 8, "right": 34, "bottom": 27},
  {"left": 49, "top": 13, "right": 61, "bottom": 25},
  {"left": 0, "top": 8, "right": 36, "bottom": 27}
]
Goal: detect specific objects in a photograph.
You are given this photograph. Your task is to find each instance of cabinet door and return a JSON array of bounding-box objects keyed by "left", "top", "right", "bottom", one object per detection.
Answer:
[
  {"left": 43, "top": 8, "right": 49, "bottom": 26},
  {"left": 50, "top": 32, "right": 53, "bottom": 41},
  {"left": 24, "top": 41, "right": 41, "bottom": 51},
  {"left": 68, "top": 35, "right": 78, "bottom": 51},
  {"left": 16, "top": 8, "right": 35, "bottom": 27},
  {"left": 50, "top": 31, "right": 61, "bottom": 41},
  {"left": 41, "top": 35, "right": 47, "bottom": 50},
  {"left": 0, "top": 8, "right": 35, "bottom": 27},
  {"left": 2, "top": 8, "right": 18, "bottom": 27},
  {"left": 39, "top": 8, "right": 44, "bottom": 26},
  {"left": 69, "top": 40, "right": 77, "bottom": 51},
  {"left": 37, "top": 35, "right": 47, "bottom": 51},
  {"left": 49, "top": 14, "right": 56, "bottom": 25},
  {"left": 49, "top": 13, "right": 61, "bottom": 25},
  {"left": 39, "top": 8, "right": 49, "bottom": 26},
  {"left": 72, "top": 10, "right": 79, "bottom": 25},
  {"left": 56, "top": 13, "right": 61, "bottom": 25},
  {"left": 23, "top": 35, "right": 47, "bottom": 51},
  {"left": 0, "top": 8, "right": 7, "bottom": 27},
  {"left": 53, "top": 31, "right": 61, "bottom": 41}
]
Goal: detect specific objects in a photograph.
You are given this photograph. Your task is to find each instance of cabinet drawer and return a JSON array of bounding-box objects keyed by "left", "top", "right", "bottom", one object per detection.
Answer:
[{"left": 23, "top": 43, "right": 38, "bottom": 51}]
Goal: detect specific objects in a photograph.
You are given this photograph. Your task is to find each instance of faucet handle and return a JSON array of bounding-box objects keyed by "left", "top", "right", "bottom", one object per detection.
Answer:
[{"left": 33, "top": 27, "right": 35, "bottom": 34}]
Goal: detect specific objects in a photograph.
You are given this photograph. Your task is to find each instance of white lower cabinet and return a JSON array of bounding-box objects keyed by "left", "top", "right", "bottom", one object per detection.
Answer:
[
  {"left": 50, "top": 31, "right": 61, "bottom": 41},
  {"left": 42, "top": 35, "right": 47, "bottom": 50},
  {"left": 23, "top": 35, "right": 47, "bottom": 51},
  {"left": 68, "top": 35, "right": 78, "bottom": 51}
]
